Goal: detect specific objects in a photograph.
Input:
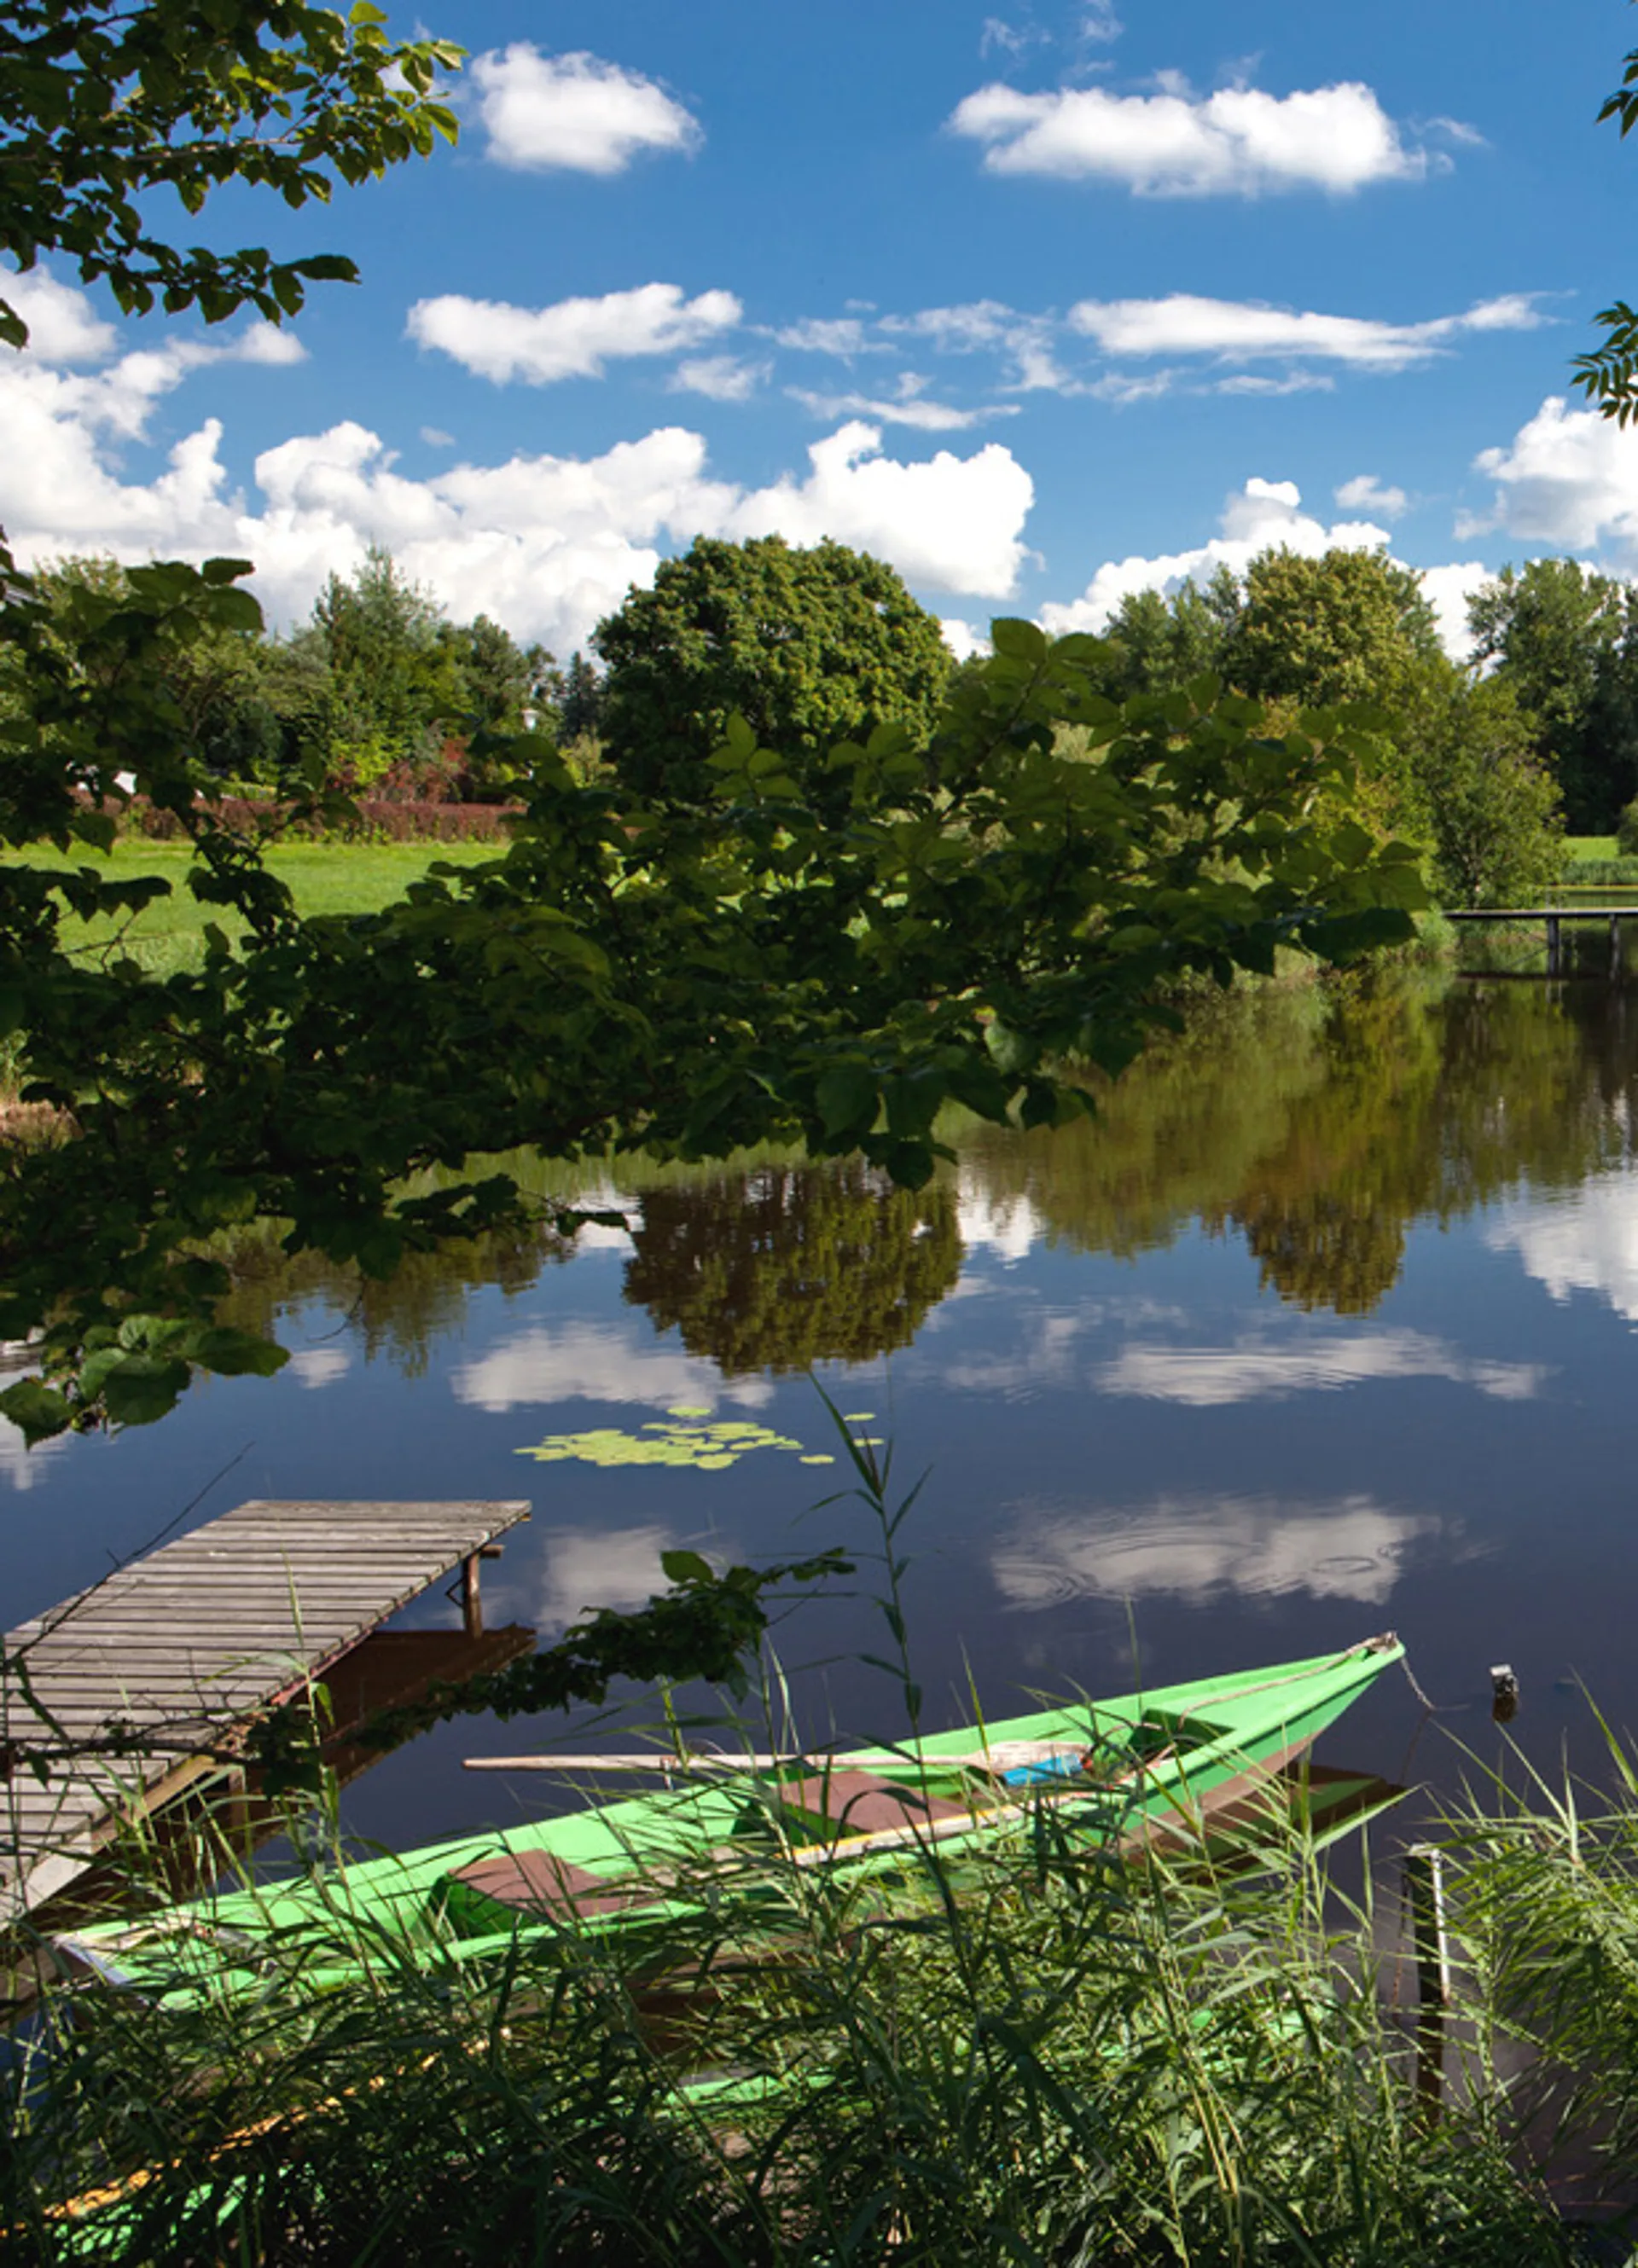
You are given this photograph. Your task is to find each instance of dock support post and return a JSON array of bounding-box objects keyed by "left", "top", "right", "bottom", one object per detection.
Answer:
[
  {"left": 1546, "top": 914, "right": 1561, "bottom": 975},
  {"left": 1405, "top": 1845, "right": 1451, "bottom": 2119},
  {"left": 459, "top": 1544, "right": 505, "bottom": 1639},
  {"left": 1615, "top": 913, "right": 1624, "bottom": 981}
]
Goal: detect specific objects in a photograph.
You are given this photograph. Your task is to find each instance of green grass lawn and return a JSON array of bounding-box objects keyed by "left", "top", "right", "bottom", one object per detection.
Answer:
[
  {"left": 1565, "top": 835, "right": 1620, "bottom": 861},
  {"left": 9, "top": 838, "right": 505, "bottom": 974}
]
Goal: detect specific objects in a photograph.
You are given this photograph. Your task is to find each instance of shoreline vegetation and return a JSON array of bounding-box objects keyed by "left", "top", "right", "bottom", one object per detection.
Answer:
[
  {"left": 15, "top": 823, "right": 1623, "bottom": 1002},
  {"left": 9, "top": 1659, "right": 1638, "bottom": 2262}
]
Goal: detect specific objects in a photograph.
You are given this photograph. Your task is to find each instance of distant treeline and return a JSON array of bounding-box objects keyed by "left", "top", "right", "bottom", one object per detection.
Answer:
[{"left": 26, "top": 531, "right": 1628, "bottom": 903}]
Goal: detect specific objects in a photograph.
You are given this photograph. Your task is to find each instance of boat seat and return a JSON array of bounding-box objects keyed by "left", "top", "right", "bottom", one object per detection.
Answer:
[
  {"left": 770, "top": 1769, "right": 967, "bottom": 1838},
  {"left": 447, "top": 1848, "right": 659, "bottom": 1921}
]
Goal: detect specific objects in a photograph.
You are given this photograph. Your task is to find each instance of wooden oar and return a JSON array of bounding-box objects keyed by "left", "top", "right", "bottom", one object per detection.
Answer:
[{"left": 462, "top": 1740, "right": 1082, "bottom": 1777}]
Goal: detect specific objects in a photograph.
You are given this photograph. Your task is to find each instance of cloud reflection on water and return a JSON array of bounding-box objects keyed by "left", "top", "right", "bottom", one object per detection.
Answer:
[
  {"left": 1486, "top": 1168, "right": 1638, "bottom": 1324},
  {"left": 0, "top": 1416, "right": 68, "bottom": 1492},
  {"left": 993, "top": 1492, "right": 1435, "bottom": 1610},
  {"left": 1098, "top": 1328, "right": 1546, "bottom": 1405},
  {"left": 450, "top": 1320, "right": 774, "bottom": 1413}
]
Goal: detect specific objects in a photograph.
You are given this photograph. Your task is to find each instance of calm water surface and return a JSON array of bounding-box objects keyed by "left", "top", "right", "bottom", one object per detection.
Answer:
[{"left": 10, "top": 965, "right": 1638, "bottom": 1848}]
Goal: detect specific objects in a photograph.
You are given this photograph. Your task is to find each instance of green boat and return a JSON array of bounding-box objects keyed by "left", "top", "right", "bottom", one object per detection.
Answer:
[{"left": 52, "top": 1633, "right": 1406, "bottom": 2003}]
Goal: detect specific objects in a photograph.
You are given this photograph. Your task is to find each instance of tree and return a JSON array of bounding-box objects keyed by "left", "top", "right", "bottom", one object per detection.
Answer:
[
  {"left": 1093, "top": 573, "right": 1238, "bottom": 703},
  {"left": 1400, "top": 667, "right": 1564, "bottom": 908},
  {"left": 0, "top": 0, "right": 460, "bottom": 349},
  {"left": 594, "top": 535, "right": 955, "bottom": 799},
  {"left": 1467, "top": 560, "right": 1632, "bottom": 830},
  {"left": 0, "top": 570, "right": 1425, "bottom": 1441},
  {"left": 555, "top": 652, "right": 605, "bottom": 744},
  {"left": 1223, "top": 548, "right": 1443, "bottom": 711}
]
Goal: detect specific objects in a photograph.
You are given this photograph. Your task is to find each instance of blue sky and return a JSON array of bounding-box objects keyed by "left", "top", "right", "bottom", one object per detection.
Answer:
[{"left": 3, "top": 0, "right": 1635, "bottom": 659}]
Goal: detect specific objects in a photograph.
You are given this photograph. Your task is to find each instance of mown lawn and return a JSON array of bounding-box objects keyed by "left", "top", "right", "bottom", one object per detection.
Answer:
[{"left": 9, "top": 838, "right": 505, "bottom": 974}]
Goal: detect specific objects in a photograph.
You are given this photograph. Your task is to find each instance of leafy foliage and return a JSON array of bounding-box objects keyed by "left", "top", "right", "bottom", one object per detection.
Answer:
[
  {"left": 1224, "top": 547, "right": 1443, "bottom": 710},
  {"left": 595, "top": 534, "right": 954, "bottom": 799},
  {"left": 1401, "top": 666, "right": 1565, "bottom": 907},
  {"left": 0, "top": 554, "right": 1424, "bottom": 1439},
  {"left": 1571, "top": 10, "right": 1638, "bottom": 421},
  {"left": 1467, "top": 560, "right": 1638, "bottom": 832},
  {"left": 0, "top": 0, "right": 460, "bottom": 348}
]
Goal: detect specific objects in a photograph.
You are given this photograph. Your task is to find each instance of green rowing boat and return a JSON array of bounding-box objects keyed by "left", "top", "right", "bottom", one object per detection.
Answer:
[{"left": 52, "top": 1634, "right": 1406, "bottom": 2003}]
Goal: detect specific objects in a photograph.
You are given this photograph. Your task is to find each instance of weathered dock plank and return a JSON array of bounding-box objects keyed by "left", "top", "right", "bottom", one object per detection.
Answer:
[{"left": 1, "top": 1498, "right": 531, "bottom": 1924}]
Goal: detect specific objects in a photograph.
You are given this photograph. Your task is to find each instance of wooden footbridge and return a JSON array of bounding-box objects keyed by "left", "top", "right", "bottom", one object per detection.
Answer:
[
  {"left": 1, "top": 1498, "right": 531, "bottom": 1928},
  {"left": 1444, "top": 904, "right": 1638, "bottom": 976}
]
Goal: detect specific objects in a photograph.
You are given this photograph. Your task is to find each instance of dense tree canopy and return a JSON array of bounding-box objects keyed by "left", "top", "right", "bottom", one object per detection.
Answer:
[
  {"left": 1467, "top": 560, "right": 1638, "bottom": 832},
  {"left": 1223, "top": 549, "right": 1443, "bottom": 711},
  {"left": 594, "top": 536, "right": 955, "bottom": 799},
  {"left": 0, "top": 0, "right": 460, "bottom": 348},
  {"left": 21, "top": 548, "right": 552, "bottom": 798},
  {"left": 0, "top": 558, "right": 1423, "bottom": 1439},
  {"left": 1400, "top": 669, "right": 1563, "bottom": 908}
]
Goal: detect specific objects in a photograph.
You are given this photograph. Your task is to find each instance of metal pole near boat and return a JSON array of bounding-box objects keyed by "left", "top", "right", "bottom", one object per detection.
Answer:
[{"left": 1404, "top": 1844, "right": 1451, "bottom": 2119}]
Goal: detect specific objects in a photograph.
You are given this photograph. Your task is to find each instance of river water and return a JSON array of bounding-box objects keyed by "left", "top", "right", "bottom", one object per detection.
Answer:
[{"left": 10, "top": 959, "right": 1638, "bottom": 1850}]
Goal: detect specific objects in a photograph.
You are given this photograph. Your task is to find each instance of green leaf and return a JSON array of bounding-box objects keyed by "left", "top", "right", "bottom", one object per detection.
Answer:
[
  {"left": 989, "top": 618, "right": 1048, "bottom": 664},
  {"left": 816, "top": 1063, "right": 877, "bottom": 1137},
  {"left": 660, "top": 1550, "right": 713, "bottom": 1584},
  {"left": 0, "top": 1378, "right": 73, "bottom": 1444},
  {"left": 191, "top": 1330, "right": 289, "bottom": 1378},
  {"left": 984, "top": 1019, "right": 1037, "bottom": 1075},
  {"left": 0, "top": 299, "right": 29, "bottom": 351},
  {"left": 102, "top": 1355, "right": 193, "bottom": 1427}
]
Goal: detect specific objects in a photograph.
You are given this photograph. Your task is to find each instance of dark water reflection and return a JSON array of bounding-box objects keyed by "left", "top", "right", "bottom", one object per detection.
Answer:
[{"left": 11, "top": 967, "right": 1638, "bottom": 1851}]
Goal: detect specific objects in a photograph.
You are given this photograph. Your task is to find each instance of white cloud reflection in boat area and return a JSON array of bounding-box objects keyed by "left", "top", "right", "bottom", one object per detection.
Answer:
[
  {"left": 0, "top": 1414, "right": 69, "bottom": 1493},
  {"left": 450, "top": 1320, "right": 774, "bottom": 1413},
  {"left": 1485, "top": 1168, "right": 1638, "bottom": 1325},
  {"left": 526, "top": 1523, "right": 686, "bottom": 1633},
  {"left": 286, "top": 1348, "right": 351, "bottom": 1389},
  {"left": 992, "top": 1493, "right": 1435, "bottom": 1610},
  {"left": 1098, "top": 1328, "right": 1546, "bottom": 1406},
  {"left": 954, "top": 1175, "right": 1044, "bottom": 1267}
]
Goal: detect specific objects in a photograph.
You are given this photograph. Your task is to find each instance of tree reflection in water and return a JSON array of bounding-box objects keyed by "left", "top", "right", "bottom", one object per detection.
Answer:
[
  {"left": 209, "top": 970, "right": 1638, "bottom": 1364},
  {"left": 961, "top": 972, "right": 1638, "bottom": 1317},
  {"left": 622, "top": 1162, "right": 961, "bottom": 1373}
]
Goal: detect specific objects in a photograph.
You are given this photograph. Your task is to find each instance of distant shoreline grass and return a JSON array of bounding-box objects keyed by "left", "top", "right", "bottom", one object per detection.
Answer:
[{"left": 6, "top": 839, "right": 504, "bottom": 977}]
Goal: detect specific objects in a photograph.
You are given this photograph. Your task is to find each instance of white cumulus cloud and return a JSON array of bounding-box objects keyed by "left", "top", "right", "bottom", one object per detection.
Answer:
[
  {"left": 1335, "top": 473, "right": 1409, "bottom": 517},
  {"left": 3, "top": 264, "right": 117, "bottom": 361},
  {"left": 1068, "top": 292, "right": 1543, "bottom": 370},
  {"left": 406, "top": 283, "right": 741, "bottom": 386},
  {"left": 723, "top": 420, "right": 1033, "bottom": 595},
  {"left": 949, "top": 78, "right": 1434, "bottom": 195},
  {"left": 471, "top": 46, "right": 701, "bottom": 174},
  {"left": 669, "top": 354, "right": 769, "bottom": 403},
  {"left": 1460, "top": 395, "right": 1638, "bottom": 554},
  {"left": 2, "top": 272, "right": 1037, "bottom": 652}
]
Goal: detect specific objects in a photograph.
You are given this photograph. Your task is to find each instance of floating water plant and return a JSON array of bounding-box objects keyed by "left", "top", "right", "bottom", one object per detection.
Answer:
[{"left": 518, "top": 1405, "right": 838, "bottom": 1471}]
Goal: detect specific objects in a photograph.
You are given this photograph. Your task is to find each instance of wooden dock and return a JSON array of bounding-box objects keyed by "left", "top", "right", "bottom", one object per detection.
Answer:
[
  {"left": 1444, "top": 904, "right": 1638, "bottom": 976},
  {"left": 0, "top": 1499, "right": 531, "bottom": 1925}
]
